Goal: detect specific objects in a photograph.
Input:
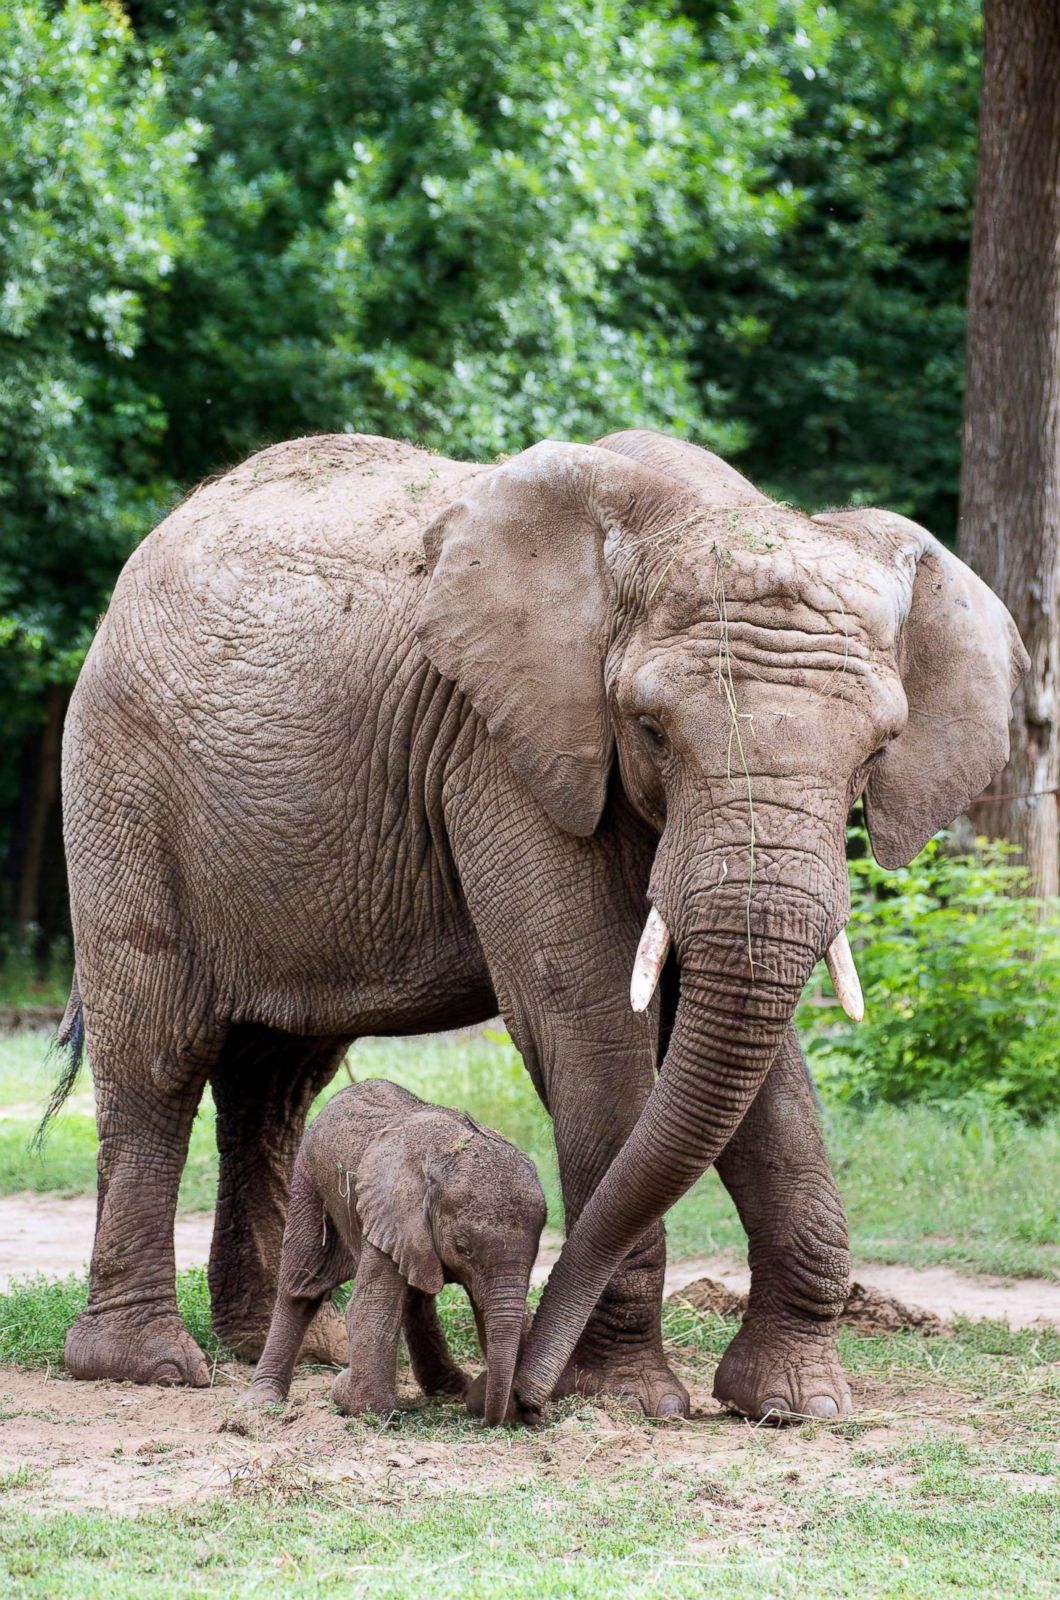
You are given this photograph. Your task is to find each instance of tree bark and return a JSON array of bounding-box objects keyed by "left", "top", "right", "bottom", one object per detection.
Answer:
[{"left": 959, "top": 0, "right": 1060, "bottom": 897}]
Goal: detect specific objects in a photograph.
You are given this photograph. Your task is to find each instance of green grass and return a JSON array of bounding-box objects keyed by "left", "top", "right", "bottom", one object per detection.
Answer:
[
  {"left": 2, "top": 1028, "right": 1057, "bottom": 1278},
  {"left": 0, "top": 1348, "right": 1056, "bottom": 1599},
  {"left": 0, "top": 1272, "right": 1056, "bottom": 1597},
  {"left": 5, "top": 1261, "right": 1059, "bottom": 1399},
  {"left": 0, "top": 1031, "right": 67, "bottom": 1102},
  {"left": 0, "top": 1267, "right": 235, "bottom": 1370},
  {"left": 0, "top": 1098, "right": 220, "bottom": 1209},
  {"left": 3, "top": 1468, "right": 1054, "bottom": 1600}
]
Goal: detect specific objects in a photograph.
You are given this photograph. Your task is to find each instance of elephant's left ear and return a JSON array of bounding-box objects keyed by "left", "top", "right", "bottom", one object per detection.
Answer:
[
  {"left": 356, "top": 1125, "right": 444, "bottom": 1295},
  {"left": 815, "top": 510, "right": 1029, "bottom": 868},
  {"left": 417, "top": 440, "right": 675, "bottom": 837}
]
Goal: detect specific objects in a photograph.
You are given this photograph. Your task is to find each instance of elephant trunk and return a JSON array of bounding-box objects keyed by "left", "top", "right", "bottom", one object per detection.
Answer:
[
  {"left": 482, "top": 1273, "right": 531, "bottom": 1427},
  {"left": 516, "top": 877, "right": 830, "bottom": 1414}
]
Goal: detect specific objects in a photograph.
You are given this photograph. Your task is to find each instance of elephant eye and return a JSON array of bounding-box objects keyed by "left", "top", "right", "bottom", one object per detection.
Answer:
[
  {"left": 637, "top": 715, "right": 667, "bottom": 750},
  {"left": 456, "top": 1241, "right": 474, "bottom": 1259}
]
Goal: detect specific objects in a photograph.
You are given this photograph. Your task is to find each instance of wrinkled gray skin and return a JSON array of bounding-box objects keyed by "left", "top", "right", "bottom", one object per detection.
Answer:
[
  {"left": 61, "top": 429, "right": 1027, "bottom": 1423},
  {"left": 249, "top": 1080, "right": 545, "bottom": 1426}
]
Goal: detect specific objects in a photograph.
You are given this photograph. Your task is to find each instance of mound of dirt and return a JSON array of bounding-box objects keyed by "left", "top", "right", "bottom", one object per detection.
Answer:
[
  {"left": 670, "top": 1276, "right": 952, "bottom": 1337},
  {"left": 670, "top": 1278, "right": 748, "bottom": 1322},
  {"left": 843, "top": 1280, "right": 952, "bottom": 1336}
]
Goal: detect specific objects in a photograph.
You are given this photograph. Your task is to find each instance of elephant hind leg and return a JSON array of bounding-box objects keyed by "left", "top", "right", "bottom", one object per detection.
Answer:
[
  {"left": 65, "top": 1006, "right": 223, "bottom": 1386},
  {"left": 208, "top": 1025, "right": 352, "bottom": 1361},
  {"left": 404, "top": 1290, "right": 469, "bottom": 1399},
  {"left": 250, "top": 1164, "right": 354, "bottom": 1402}
]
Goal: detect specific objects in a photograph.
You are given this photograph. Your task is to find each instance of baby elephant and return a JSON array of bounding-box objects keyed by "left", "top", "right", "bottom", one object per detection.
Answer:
[{"left": 250, "top": 1079, "right": 546, "bottom": 1425}]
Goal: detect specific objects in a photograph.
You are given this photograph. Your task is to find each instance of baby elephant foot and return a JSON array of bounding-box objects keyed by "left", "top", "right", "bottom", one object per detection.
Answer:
[
  {"left": 331, "top": 1368, "right": 398, "bottom": 1419},
  {"left": 239, "top": 1375, "right": 289, "bottom": 1407},
  {"left": 713, "top": 1314, "right": 852, "bottom": 1423},
  {"left": 554, "top": 1348, "right": 689, "bottom": 1419},
  {"left": 65, "top": 1306, "right": 209, "bottom": 1387}
]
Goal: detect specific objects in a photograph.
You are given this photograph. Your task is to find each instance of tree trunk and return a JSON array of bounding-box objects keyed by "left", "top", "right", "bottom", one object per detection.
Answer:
[
  {"left": 959, "top": 0, "right": 1060, "bottom": 897},
  {"left": 13, "top": 686, "right": 66, "bottom": 936}
]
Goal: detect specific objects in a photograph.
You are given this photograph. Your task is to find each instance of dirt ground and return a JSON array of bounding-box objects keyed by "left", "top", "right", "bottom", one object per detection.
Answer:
[
  {"left": 4, "top": 1190, "right": 1060, "bottom": 1327},
  {"left": 3, "top": 1189, "right": 1058, "bottom": 1520},
  {"left": 0, "top": 1193, "right": 216, "bottom": 1288},
  {"left": 0, "top": 1354, "right": 993, "bottom": 1520}
]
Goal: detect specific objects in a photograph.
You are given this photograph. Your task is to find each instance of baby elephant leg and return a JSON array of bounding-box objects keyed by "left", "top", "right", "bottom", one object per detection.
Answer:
[
  {"left": 250, "top": 1170, "right": 349, "bottom": 1404},
  {"left": 332, "top": 1242, "right": 408, "bottom": 1418},
  {"left": 404, "top": 1290, "right": 469, "bottom": 1399}
]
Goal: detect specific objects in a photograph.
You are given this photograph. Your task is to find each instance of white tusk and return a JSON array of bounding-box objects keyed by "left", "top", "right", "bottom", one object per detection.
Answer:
[
  {"left": 825, "top": 928, "right": 864, "bottom": 1023},
  {"left": 630, "top": 907, "right": 672, "bottom": 1013}
]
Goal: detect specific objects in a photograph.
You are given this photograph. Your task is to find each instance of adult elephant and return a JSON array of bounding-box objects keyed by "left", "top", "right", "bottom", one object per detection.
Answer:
[{"left": 55, "top": 429, "right": 1026, "bottom": 1421}]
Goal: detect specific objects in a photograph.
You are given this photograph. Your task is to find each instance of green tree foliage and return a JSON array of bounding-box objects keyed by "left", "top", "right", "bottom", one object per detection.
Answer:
[
  {"left": 133, "top": 0, "right": 825, "bottom": 474},
  {"left": 0, "top": 0, "right": 992, "bottom": 953},
  {"left": 0, "top": 2, "right": 200, "bottom": 833},
  {"left": 798, "top": 836, "right": 1060, "bottom": 1120},
  {"left": 699, "top": 0, "right": 981, "bottom": 536}
]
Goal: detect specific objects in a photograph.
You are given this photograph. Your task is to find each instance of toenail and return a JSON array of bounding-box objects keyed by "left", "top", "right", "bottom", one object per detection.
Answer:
[
  {"left": 656, "top": 1394, "right": 684, "bottom": 1418},
  {"left": 760, "top": 1396, "right": 789, "bottom": 1420},
  {"left": 805, "top": 1395, "right": 839, "bottom": 1418}
]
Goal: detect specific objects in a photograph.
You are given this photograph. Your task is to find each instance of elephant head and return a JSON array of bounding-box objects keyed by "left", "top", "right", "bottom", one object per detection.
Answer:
[
  {"left": 416, "top": 429, "right": 1028, "bottom": 1413},
  {"left": 358, "top": 1109, "right": 546, "bottom": 1426}
]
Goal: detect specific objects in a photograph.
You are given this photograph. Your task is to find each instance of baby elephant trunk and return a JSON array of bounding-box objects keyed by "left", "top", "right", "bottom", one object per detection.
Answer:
[{"left": 482, "top": 1274, "right": 531, "bottom": 1427}]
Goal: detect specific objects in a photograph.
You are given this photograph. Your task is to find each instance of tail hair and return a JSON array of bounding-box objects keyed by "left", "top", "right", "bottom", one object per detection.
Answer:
[{"left": 33, "top": 978, "right": 85, "bottom": 1152}]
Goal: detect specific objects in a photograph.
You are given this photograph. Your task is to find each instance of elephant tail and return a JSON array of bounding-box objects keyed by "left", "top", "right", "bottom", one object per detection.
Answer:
[{"left": 33, "top": 972, "right": 85, "bottom": 1151}]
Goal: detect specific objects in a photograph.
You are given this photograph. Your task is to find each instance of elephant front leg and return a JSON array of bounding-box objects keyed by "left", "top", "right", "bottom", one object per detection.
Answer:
[
  {"left": 331, "top": 1244, "right": 407, "bottom": 1418},
  {"left": 545, "top": 1053, "right": 688, "bottom": 1420},
  {"left": 208, "top": 1028, "right": 350, "bottom": 1363},
  {"left": 448, "top": 782, "right": 685, "bottom": 1417},
  {"left": 712, "top": 1026, "right": 852, "bottom": 1422}
]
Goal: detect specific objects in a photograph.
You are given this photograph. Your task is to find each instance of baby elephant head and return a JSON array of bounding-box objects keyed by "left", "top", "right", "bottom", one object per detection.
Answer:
[{"left": 357, "top": 1111, "right": 546, "bottom": 1426}]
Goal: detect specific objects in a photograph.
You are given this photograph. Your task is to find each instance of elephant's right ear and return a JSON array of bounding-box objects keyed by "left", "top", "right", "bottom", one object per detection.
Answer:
[
  {"left": 814, "top": 509, "right": 1029, "bottom": 868},
  {"left": 356, "top": 1126, "right": 444, "bottom": 1295},
  {"left": 417, "top": 440, "right": 664, "bottom": 837}
]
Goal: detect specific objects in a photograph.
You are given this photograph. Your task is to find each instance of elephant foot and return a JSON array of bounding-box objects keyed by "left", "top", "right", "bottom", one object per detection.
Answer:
[
  {"left": 554, "top": 1346, "right": 689, "bottom": 1419},
  {"left": 239, "top": 1376, "right": 288, "bottom": 1407},
  {"left": 65, "top": 1305, "right": 209, "bottom": 1387},
  {"left": 712, "top": 1314, "right": 852, "bottom": 1423},
  {"left": 331, "top": 1368, "right": 398, "bottom": 1419}
]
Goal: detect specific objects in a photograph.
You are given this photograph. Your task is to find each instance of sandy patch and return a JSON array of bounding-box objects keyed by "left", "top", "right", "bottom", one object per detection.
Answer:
[
  {"left": 2, "top": 1199, "right": 1057, "bottom": 1523},
  {"left": 3, "top": 1194, "right": 1059, "bottom": 1328},
  {"left": 0, "top": 1361, "right": 976, "bottom": 1520},
  {"left": 0, "top": 1194, "right": 214, "bottom": 1289}
]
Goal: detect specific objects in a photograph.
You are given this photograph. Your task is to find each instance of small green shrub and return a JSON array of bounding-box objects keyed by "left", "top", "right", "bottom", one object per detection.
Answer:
[{"left": 797, "top": 835, "right": 1060, "bottom": 1119}]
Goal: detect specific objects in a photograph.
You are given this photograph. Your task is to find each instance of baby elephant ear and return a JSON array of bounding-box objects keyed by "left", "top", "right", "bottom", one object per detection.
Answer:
[
  {"left": 355, "top": 1126, "right": 444, "bottom": 1295},
  {"left": 417, "top": 440, "right": 670, "bottom": 838},
  {"left": 814, "top": 510, "right": 1029, "bottom": 869}
]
